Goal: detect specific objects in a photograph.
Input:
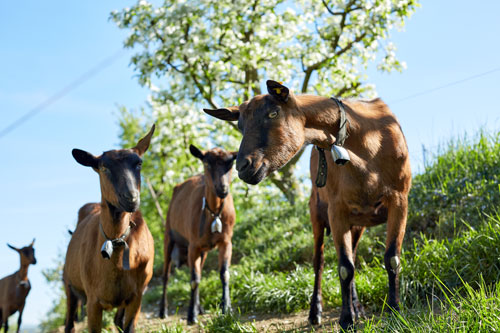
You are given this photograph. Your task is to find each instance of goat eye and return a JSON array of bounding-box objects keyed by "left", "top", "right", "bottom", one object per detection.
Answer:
[
  {"left": 100, "top": 166, "right": 109, "bottom": 174},
  {"left": 268, "top": 111, "right": 278, "bottom": 119},
  {"left": 136, "top": 162, "right": 142, "bottom": 170}
]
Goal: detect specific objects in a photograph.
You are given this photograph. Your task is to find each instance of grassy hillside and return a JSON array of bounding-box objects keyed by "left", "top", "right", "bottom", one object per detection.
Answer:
[{"left": 43, "top": 132, "right": 500, "bottom": 331}]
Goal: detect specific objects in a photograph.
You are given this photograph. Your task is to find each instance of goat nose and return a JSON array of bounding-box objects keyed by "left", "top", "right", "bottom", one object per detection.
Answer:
[
  {"left": 123, "top": 190, "right": 139, "bottom": 202},
  {"left": 236, "top": 157, "right": 251, "bottom": 172}
]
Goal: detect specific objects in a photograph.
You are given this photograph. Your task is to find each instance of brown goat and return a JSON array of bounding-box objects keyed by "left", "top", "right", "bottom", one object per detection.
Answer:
[
  {"left": 0, "top": 239, "right": 36, "bottom": 333},
  {"left": 158, "top": 145, "right": 237, "bottom": 324},
  {"left": 63, "top": 125, "right": 155, "bottom": 333},
  {"left": 204, "top": 80, "right": 411, "bottom": 329}
]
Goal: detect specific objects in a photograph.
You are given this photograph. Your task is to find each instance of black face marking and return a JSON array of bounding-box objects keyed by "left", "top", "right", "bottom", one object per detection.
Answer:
[
  {"left": 100, "top": 150, "right": 143, "bottom": 212},
  {"left": 20, "top": 247, "right": 36, "bottom": 264},
  {"left": 240, "top": 96, "right": 279, "bottom": 153},
  {"left": 203, "top": 153, "right": 235, "bottom": 198}
]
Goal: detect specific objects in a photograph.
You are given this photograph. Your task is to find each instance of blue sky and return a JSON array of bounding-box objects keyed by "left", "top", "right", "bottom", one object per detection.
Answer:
[{"left": 1, "top": 0, "right": 499, "bottom": 327}]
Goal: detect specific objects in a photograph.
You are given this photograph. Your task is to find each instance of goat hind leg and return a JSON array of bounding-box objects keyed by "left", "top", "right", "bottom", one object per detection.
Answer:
[{"left": 159, "top": 237, "right": 174, "bottom": 319}]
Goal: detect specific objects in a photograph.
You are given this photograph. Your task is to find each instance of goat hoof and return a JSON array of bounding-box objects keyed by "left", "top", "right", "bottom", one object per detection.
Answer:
[
  {"left": 187, "top": 317, "right": 198, "bottom": 325},
  {"left": 158, "top": 311, "right": 167, "bottom": 319},
  {"left": 308, "top": 313, "right": 321, "bottom": 325},
  {"left": 339, "top": 312, "right": 354, "bottom": 331}
]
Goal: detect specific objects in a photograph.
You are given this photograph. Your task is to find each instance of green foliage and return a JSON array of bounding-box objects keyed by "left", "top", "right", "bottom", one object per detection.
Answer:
[
  {"left": 362, "top": 277, "right": 500, "bottom": 332},
  {"left": 407, "top": 131, "right": 500, "bottom": 237},
  {"left": 201, "top": 311, "right": 257, "bottom": 333},
  {"left": 111, "top": 0, "right": 418, "bottom": 101}
]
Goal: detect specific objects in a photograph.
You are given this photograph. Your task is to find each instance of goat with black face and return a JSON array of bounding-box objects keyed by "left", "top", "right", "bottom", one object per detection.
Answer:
[{"left": 159, "top": 145, "right": 237, "bottom": 324}]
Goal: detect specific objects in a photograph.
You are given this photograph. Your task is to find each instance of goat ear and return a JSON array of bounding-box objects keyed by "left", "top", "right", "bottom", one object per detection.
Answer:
[
  {"left": 133, "top": 124, "right": 155, "bottom": 157},
  {"left": 230, "top": 151, "right": 238, "bottom": 162},
  {"left": 7, "top": 244, "right": 19, "bottom": 252},
  {"left": 203, "top": 107, "right": 240, "bottom": 122},
  {"left": 30, "top": 238, "right": 35, "bottom": 247},
  {"left": 189, "top": 144, "right": 205, "bottom": 160},
  {"left": 72, "top": 149, "right": 99, "bottom": 169},
  {"left": 267, "top": 80, "right": 289, "bottom": 102}
]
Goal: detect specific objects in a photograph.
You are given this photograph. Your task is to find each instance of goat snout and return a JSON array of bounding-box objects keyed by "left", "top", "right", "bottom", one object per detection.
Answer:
[
  {"left": 236, "top": 157, "right": 251, "bottom": 173},
  {"left": 121, "top": 190, "right": 139, "bottom": 203},
  {"left": 118, "top": 190, "right": 141, "bottom": 212}
]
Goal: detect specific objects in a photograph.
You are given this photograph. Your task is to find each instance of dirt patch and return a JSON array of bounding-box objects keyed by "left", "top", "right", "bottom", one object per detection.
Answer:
[
  {"left": 137, "top": 309, "right": 342, "bottom": 332},
  {"left": 57, "top": 309, "right": 343, "bottom": 332}
]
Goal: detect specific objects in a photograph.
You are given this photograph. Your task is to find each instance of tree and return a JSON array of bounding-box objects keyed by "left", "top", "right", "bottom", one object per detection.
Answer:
[{"left": 111, "top": 0, "right": 419, "bottom": 204}]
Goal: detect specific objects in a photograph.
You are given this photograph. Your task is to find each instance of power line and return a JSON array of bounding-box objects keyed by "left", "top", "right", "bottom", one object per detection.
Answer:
[
  {"left": 390, "top": 67, "right": 500, "bottom": 105},
  {"left": 0, "top": 49, "right": 126, "bottom": 139}
]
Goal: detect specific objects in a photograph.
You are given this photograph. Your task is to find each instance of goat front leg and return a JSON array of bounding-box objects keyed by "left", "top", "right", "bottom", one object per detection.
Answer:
[
  {"left": 308, "top": 202, "right": 326, "bottom": 325},
  {"left": 384, "top": 194, "right": 408, "bottom": 311},
  {"left": 3, "top": 312, "right": 7, "bottom": 333},
  {"left": 123, "top": 296, "right": 143, "bottom": 333},
  {"left": 351, "top": 226, "right": 366, "bottom": 319},
  {"left": 114, "top": 307, "right": 125, "bottom": 331},
  {"left": 64, "top": 285, "right": 79, "bottom": 333},
  {"left": 187, "top": 246, "right": 202, "bottom": 324},
  {"left": 16, "top": 303, "right": 26, "bottom": 333},
  {"left": 218, "top": 241, "right": 232, "bottom": 314},
  {"left": 86, "top": 298, "right": 103, "bottom": 333},
  {"left": 331, "top": 209, "right": 356, "bottom": 330}
]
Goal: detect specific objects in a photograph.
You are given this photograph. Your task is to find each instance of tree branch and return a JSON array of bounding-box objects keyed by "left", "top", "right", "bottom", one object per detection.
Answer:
[{"left": 145, "top": 177, "right": 165, "bottom": 222}]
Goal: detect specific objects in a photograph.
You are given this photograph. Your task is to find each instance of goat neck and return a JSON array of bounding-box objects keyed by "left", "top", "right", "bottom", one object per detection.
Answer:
[
  {"left": 300, "top": 96, "right": 359, "bottom": 149},
  {"left": 100, "top": 198, "right": 133, "bottom": 240},
  {"left": 205, "top": 183, "right": 224, "bottom": 216},
  {"left": 17, "top": 262, "right": 30, "bottom": 284}
]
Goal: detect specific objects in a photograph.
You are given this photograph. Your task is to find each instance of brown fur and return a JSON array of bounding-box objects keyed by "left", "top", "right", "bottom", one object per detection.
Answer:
[
  {"left": 63, "top": 126, "right": 155, "bottom": 333},
  {"left": 204, "top": 81, "right": 411, "bottom": 329},
  {"left": 0, "top": 240, "right": 36, "bottom": 333},
  {"left": 159, "top": 147, "right": 237, "bottom": 323}
]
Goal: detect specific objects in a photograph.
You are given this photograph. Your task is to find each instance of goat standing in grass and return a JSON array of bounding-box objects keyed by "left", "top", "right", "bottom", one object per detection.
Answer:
[
  {"left": 0, "top": 239, "right": 37, "bottom": 333},
  {"left": 158, "top": 145, "right": 237, "bottom": 324},
  {"left": 63, "top": 125, "right": 155, "bottom": 333},
  {"left": 204, "top": 80, "right": 411, "bottom": 330}
]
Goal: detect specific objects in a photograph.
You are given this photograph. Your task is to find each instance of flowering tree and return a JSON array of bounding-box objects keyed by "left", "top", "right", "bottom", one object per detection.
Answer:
[{"left": 112, "top": 0, "right": 418, "bottom": 204}]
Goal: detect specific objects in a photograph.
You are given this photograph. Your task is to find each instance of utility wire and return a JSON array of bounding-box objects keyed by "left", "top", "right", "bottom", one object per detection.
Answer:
[
  {"left": 390, "top": 67, "right": 500, "bottom": 105},
  {"left": 0, "top": 49, "right": 126, "bottom": 139}
]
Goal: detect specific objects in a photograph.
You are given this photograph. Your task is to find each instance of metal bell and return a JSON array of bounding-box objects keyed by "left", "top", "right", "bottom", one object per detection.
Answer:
[
  {"left": 332, "top": 145, "right": 350, "bottom": 165},
  {"left": 211, "top": 217, "right": 222, "bottom": 233},
  {"left": 101, "top": 240, "right": 113, "bottom": 259}
]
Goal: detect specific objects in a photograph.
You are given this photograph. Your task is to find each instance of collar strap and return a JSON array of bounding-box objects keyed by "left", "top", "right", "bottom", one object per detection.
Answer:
[
  {"left": 199, "top": 197, "right": 224, "bottom": 237},
  {"left": 315, "top": 97, "right": 350, "bottom": 188},
  {"left": 99, "top": 222, "right": 134, "bottom": 270},
  {"left": 202, "top": 196, "right": 224, "bottom": 218},
  {"left": 330, "top": 97, "right": 349, "bottom": 146}
]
